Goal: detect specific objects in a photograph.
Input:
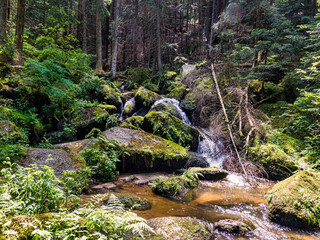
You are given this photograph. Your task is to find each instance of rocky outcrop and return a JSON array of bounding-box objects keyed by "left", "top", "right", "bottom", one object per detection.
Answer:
[
  {"left": 102, "top": 127, "right": 189, "bottom": 172},
  {"left": 267, "top": 171, "right": 320, "bottom": 229},
  {"left": 188, "top": 166, "right": 228, "bottom": 180},
  {"left": 147, "top": 217, "right": 213, "bottom": 240}
]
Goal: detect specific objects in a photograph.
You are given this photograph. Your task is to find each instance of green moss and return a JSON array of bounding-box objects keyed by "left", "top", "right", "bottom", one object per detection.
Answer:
[
  {"left": 181, "top": 92, "right": 197, "bottom": 110},
  {"left": 150, "top": 102, "right": 179, "bottom": 118},
  {"left": 143, "top": 111, "right": 199, "bottom": 150},
  {"left": 120, "top": 122, "right": 141, "bottom": 130},
  {"left": 101, "top": 85, "right": 122, "bottom": 108},
  {"left": 116, "top": 195, "right": 151, "bottom": 210},
  {"left": 167, "top": 83, "right": 187, "bottom": 100},
  {"left": 126, "top": 67, "right": 151, "bottom": 85},
  {"left": 188, "top": 166, "right": 228, "bottom": 180},
  {"left": 248, "top": 143, "right": 298, "bottom": 180},
  {"left": 124, "top": 116, "right": 144, "bottom": 129},
  {"left": 135, "top": 87, "right": 161, "bottom": 108},
  {"left": 267, "top": 130, "right": 302, "bottom": 155},
  {"left": 267, "top": 171, "right": 320, "bottom": 229},
  {"left": 0, "top": 120, "right": 27, "bottom": 143}
]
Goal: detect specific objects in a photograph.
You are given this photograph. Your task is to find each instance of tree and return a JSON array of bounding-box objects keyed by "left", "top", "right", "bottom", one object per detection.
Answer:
[
  {"left": 95, "top": 0, "right": 104, "bottom": 74},
  {"left": 0, "top": 0, "right": 8, "bottom": 41},
  {"left": 155, "top": 0, "right": 163, "bottom": 72},
  {"left": 111, "top": 0, "right": 120, "bottom": 78},
  {"left": 16, "top": 0, "right": 26, "bottom": 62},
  {"left": 82, "top": 0, "right": 87, "bottom": 53}
]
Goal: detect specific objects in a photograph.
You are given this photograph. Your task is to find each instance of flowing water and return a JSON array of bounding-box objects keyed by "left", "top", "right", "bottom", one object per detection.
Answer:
[{"left": 99, "top": 98, "right": 320, "bottom": 239}]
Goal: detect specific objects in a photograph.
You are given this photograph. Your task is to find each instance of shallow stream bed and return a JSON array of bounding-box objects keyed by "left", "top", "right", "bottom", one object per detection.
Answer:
[{"left": 82, "top": 172, "right": 320, "bottom": 240}]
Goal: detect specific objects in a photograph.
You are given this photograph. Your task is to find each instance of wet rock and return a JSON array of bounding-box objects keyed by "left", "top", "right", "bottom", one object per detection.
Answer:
[
  {"left": 147, "top": 216, "right": 213, "bottom": 240},
  {"left": 100, "top": 85, "right": 123, "bottom": 109},
  {"left": 122, "top": 98, "right": 137, "bottom": 117},
  {"left": 215, "top": 219, "right": 252, "bottom": 234},
  {"left": 134, "top": 87, "right": 161, "bottom": 109},
  {"left": 0, "top": 120, "right": 26, "bottom": 143},
  {"left": 189, "top": 166, "right": 228, "bottom": 180},
  {"left": 102, "top": 127, "right": 189, "bottom": 172},
  {"left": 91, "top": 182, "right": 118, "bottom": 192},
  {"left": 267, "top": 171, "right": 320, "bottom": 229},
  {"left": 118, "top": 175, "right": 138, "bottom": 182},
  {"left": 20, "top": 148, "right": 86, "bottom": 177},
  {"left": 150, "top": 102, "right": 180, "bottom": 119},
  {"left": 143, "top": 111, "right": 199, "bottom": 151},
  {"left": 185, "top": 152, "right": 209, "bottom": 168}
]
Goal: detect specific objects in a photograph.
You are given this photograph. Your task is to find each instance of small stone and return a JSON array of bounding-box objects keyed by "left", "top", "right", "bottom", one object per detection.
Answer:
[
  {"left": 91, "top": 182, "right": 117, "bottom": 190},
  {"left": 215, "top": 219, "right": 252, "bottom": 234}
]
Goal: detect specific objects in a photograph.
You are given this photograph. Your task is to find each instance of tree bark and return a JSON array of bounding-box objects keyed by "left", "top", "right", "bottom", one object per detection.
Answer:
[
  {"left": 0, "top": 0, "right": 8, "bottom": 41},
  {"left": 16, "top": 0, "right": 26, "bottom": 63},
  {"left": 209, "top": 0, "right": 215, "bottom": 55},
  {"left": 95, "top": 0, "right": 103, "bottom": 74},
  {"left": 82, "top": 0, "right": 87, "bottom": 53},
  {"left": 111, "top": 0, "right": 120, "bottom": 78},
  {"left": 155, "top": 0, "right": 163, "bottom": 72}
]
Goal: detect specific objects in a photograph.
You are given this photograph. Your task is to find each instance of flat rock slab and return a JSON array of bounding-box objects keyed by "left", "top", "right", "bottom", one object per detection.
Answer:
[
  {"left": 91, "top": 182, "right": 117, "bottom": 190},
  {"left": 189, "top": 166, "right": 228, "bottom": 180}
]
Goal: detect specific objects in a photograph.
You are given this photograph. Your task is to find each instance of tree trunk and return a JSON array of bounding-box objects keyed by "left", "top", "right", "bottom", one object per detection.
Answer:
[
  {"left": 111, "top": 0, "right": 120, "bottom": 78},
  {"left": 155, "top": 0, "right": 163, "bottom": 72},
  {"left": 0, "top": 0, "right": 8, "bottom": 41},
  {"left": 82, "top": 0, "right": 87, "bottom": 53},
  {"left": 16, "top": 0, "right": 26, "bottom": 63},
  {"left": 209, "top": 0, "right": 215, "bottom": 55},
  {"left": 95, "top": 0, "right": 103, "bottom": 74}
]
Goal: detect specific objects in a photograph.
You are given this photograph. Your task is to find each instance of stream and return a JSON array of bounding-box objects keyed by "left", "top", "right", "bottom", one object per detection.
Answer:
[{"left": 83, "top": 98, "right": 320, "bottom": 240}]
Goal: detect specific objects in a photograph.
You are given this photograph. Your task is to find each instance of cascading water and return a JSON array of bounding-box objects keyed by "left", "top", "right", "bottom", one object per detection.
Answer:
[
  {"left": 119, "top": 97, "right": 134, "bottom": 120},
  {"left": 152, "top": 98, "right": 226, "bottom": 168}
]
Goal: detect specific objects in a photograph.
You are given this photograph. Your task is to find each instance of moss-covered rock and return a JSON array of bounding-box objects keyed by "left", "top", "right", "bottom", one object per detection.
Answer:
[
  {"left": 105, "top": 194, "right": 151, "bottom": 210},
  {"left": 188, "top": 166, "right": 228, "bottom": 180},
  {"left": 267, "top": 171, "right": 320, "bottom": 229},
  {"left": 167, "top": 83, "right": 187, "bottom": 100},
  {"left": 147, "top": 216, "right": 213, "bottom": 240},
  {"left": 0, "top": 120, "right": 26, "bottom": 143},
  {"left": 150, "top": 102, "right": 179, "bottom": 119},
  {"left": 215, "top": 219, "right": 252, "bottom": 234},
  {"left": 248, "top": 143, "right": 298, "bottom": 180},
  {"left": 143, "top": 111, "right": 199, "bottom": 151},
  {"left": 181, "top": 92, "right": 197, "bottom": 110},
  {"left": 123, "top": 98, "right": 137, "bottom": 118},
  {"left": 100, "top": 85, "right": 123, "bottom": 109},
  {"left": 123, "top": 116, "right": 144, "bottom": 129},
  {"left": 20, "top": 148, "right": 86, "bottom": 177},
  {"left": 126, "top": 67, "right": 151, "bottom": 86},
  {"left": 120, "top": 91, "right": 136, "bottom": 102},
  {"left": 135, "top": 87, "right": 161, "bottom": 109},
  {"left": 102, "top": 127, "right": 189, "bottom": 172},
  {"left": 53, "top": 139, "right": 98, "bottom": 155},
  {"left": 185, "top": 152, "right": 209, "bottom": 168}
]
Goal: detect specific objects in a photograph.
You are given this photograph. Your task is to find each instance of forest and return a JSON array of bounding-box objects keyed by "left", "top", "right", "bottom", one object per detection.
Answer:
[{"left": 1, "top": 0, "right": 320, "bottom": 239}]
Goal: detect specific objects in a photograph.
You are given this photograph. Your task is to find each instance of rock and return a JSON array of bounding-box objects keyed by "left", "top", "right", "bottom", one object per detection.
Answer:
[
  {"left": 118, "top": 175, "right": 138, "bottom": 182},
  {"left": 102, "top": 127, "right": 189, "bottom": 172},
  {"left": 20, "top": 148, "right": 86, "bottom": 177},
  {"left": 123, "top": 116, "right": 144, "bottom": 129},
  {"left": 185, "top": 152, "right": 209, "bottom": 168},
  {"left": 134, "top": 87, "right": 161, "bottom": 109},
  {"left": 120, "top": 91, "right": 135, "bottom": 102},
  {"left": 215, "top": 219, "right": 252, "bottom": 234},
  {"left": 147, "top": 217, "right": 213, "bottom": 240},
  {"left": 126, "top": 67, "right": 151, "bottom": 86},
  {"left": 182, "top": 64, "right": 197, "bottom": 78},
  {"left": 167, "top": 83, "right": 187, "bottom": 100},
  {"left": 143, "top": 111, "right": 199, "bottom": 151},
  {"left": 122, "top": 98, "right": 137, "bottom": 118},
  {"left": 53, "top": 139, "right": 98, "bottom": 155},
  {"left": 116, "top": 195, "right": 151, "bottom": 210},
  {"left": 0, "top": 120, "right": 26, "bottom": 143},
  {"left": 150, "top": 102, "right": 180, "bottom": 119},
  {"left": 100, "top": 85, "right": 123, "bottom": 109},
  {"left": 132, "top": 107, "right": 149, "bottom": 117},
  {"left": 267, "top": 171, "right": 320, "bottom": 229},
  {"left": 188, "top": 166, "right": 228, "bottom": 180},
  {"left": 248, "top": 143, "right": 298, "bottom": 180},
  {"left": 91, "top": 182, "right": 117, "bottom": 191},
  {"left": 181, "top": 92, "right": 197, "bottom": 111}
]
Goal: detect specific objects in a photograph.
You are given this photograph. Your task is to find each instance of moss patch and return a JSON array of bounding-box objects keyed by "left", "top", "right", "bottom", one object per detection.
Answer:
[
  {"left": 0, "top": 120, "right": 26, "bottom": 143},
  {"left": 100, "top": 85, "right": 122, "bottom": 108},
  {"left": 267, "top": 171, "right": 320, "bottom": 229},
  {"left": 135, "top": 87, "right": 161, "bottom": 108}
]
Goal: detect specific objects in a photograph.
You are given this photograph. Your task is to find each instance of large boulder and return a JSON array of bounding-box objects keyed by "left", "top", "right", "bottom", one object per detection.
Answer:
[
  {"left": 134, "top": 87, "right": 161, "bottom": 109},
  {"left": 0, "top": 120, "right": 26, "bottom": 143},
  {"left": 100, "top": 85, "right": 123, "bottom": 109},
  {"left": 143, "top": 111, "right": 199, "bottom": 151},
  {"left": 20, "top": 148, "right": 86, "bottom": 177},
  {"left": 150, "top": 102, "right": 179, "bottom": 119},
  {"left": 102, "top": 127, "right": 189, "bottom": 172},
  {"left": 189, "top": 166, "right": 228, "bottom": 180},
  {"left": 53, "top": 139, "right": 98, "bottom": 155},
  {"left": 167, "top": 83, "right": 187, "bottom": 101},
  {"left": 122, "top": 98, "right": 137, "bottom": 118},
  {"left": 147, "top": 217, "right": 213, "bottom": 240},
  {"left": 267, "top": 171, "right": 320, "bottom": 229},
  {"left": 185, "top": 152, "right": 209, "bottom": 168}
]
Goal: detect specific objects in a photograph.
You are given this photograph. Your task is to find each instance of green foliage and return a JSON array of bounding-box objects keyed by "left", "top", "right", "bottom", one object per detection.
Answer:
[
  {"left": 80, "top": 137, "right": 121, "bottom": 182},
  {"left": 0, "top": 144, "right": 26, "bottom": 167}
]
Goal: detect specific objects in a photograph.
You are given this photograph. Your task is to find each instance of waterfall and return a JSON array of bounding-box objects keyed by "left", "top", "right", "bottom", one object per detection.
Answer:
[
  {"left": 152, "top": 98, "right": 226, "bottom": 168},
  {"left": 151, "top": 98, "right": 191, "bottom": 125}
]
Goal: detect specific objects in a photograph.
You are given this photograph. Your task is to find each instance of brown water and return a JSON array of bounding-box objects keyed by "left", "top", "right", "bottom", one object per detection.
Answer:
[{"left": 82, "top": 172, "right": 320, "bottom": 240}]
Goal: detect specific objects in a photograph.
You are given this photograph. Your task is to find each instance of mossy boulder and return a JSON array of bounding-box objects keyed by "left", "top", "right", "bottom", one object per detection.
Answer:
[
  {"left": 215, "top": 219, "right": 252, "bottom": 234},
  {"left": 0, "top": 120, "right": 26, "bottom": 143},
  {"left": 123, "top": 116, "right": 144, "bottom": 129},
  {"left": 126, "top": 67, "right": 151, "bottom": 85},
  {"left": 20, "top": 148, "right": 86, "bottom": 177},
  {"left": 53, "top": 139, "right": 98, "bottom": 155},
  {"left": 167, "top": 83, "right": 187, "bottom": 100},
  {"left": 143, "top": 111, "right": 199, "bottom": 151},
  {"left": 181, "top": 92, "right": 197, "bottom": 110},
  {"left": 105, "top": 194, "right": 151, "bottom": 211},
  {"left": 135, "top": 87, "right": 161, "bottom": 109},
  {"left": 248, "top": 143, "right": 298, "bottom": 180},
  {"left": 185, "top": 152, "right": 209, "bottom": 168},
  {"left": 120, "top": 91, "right": 135, "bottom": 102},
  {"left": 123, "top": 98, "right": 137, "bottom": 118},
  {"left": 188, "top": 166, "right": 228, "bottom": 180},
  {"left": 267, "top": 171, "right": 320, "bottom": 229},
  {"left": 147, "top": 216, "right": 213, "bottom": 240},
  {"left": 150, "top": 102, "right": 179, "bottom": 119},
  {"left": 102, "top": 127, "right": 189, "bottom": 172},
  {"left": 100, "top": 85, "right": 123, "bottom": 109}
]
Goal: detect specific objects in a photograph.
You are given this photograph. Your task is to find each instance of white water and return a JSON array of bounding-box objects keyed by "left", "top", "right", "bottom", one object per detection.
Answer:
[
  {"left": 120, "top": 97, "right": 135, "bottom": 120},
  {"left": 152, "top": 98, "right": 226, "bottom": 168}
]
